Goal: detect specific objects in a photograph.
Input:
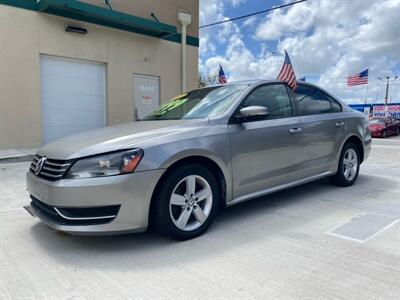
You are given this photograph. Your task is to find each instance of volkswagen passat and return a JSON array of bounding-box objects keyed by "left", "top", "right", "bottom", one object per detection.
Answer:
[{"left": 27, "top": 80, "right": 371, "bottom": 240}]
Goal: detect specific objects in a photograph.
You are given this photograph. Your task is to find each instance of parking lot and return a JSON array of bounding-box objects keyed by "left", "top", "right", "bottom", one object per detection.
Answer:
[{"left": 1, "top": 137, "right": 399, "bottom": 299}]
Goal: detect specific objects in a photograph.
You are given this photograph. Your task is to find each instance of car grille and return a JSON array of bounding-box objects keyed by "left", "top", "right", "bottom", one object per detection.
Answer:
[{"left": 30, "top": 154, "right": 73, "bottom": 181}]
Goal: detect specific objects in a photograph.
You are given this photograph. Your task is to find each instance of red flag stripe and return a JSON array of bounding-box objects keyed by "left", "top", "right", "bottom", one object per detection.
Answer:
[
  {"left": 278, "top": 65, "right": 286, "bottom": 78},
  {"left": 281, "top": 66, "right": 289, "bottom": 79}
]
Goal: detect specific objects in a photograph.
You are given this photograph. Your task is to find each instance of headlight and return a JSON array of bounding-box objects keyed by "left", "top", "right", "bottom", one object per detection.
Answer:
[{"left": 65, "top": 149, "right": 143, "bottom": 179}]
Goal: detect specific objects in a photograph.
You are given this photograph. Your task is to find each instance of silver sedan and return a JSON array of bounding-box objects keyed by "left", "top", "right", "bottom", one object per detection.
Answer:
[{"left": 27, "top": 80, "right": 371, "bottom": 240}]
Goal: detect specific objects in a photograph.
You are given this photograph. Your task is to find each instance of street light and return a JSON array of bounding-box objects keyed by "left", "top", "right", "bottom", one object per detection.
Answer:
[{"left": 378, "top": 76, "right": 398, "bottom": 105}]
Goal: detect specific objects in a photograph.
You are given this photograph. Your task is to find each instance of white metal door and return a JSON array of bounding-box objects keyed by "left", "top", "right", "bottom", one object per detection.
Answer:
[
  {"left": 40, "top": 56, "right": 106, "bottom": 144},
  {"left": 134, "top": 74, "right": 160, "bottom": 120}
]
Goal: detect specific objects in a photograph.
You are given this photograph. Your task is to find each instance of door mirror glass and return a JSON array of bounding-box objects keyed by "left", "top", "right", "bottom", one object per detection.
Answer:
[{"left": 239, "top": 105, "right": 269, "bottom": 122}]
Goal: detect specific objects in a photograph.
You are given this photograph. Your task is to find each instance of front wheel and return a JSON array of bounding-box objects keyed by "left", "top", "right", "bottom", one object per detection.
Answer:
[
  {"left": 330, "top": 143, "right": 360, "bottom": 187},
  {"left": 151, "top": 164, "right": 220, "bottom": 240}
]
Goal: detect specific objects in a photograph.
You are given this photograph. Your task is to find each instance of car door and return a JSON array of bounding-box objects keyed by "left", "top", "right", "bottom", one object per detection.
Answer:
[
  {"left": 385, "top": 118, "right": 392, "bottom": 135},
  {"left": 395, "top": 119, "right": 400, "bottom": 134},
  {"left": 292, "top": 85, "right": 346, "bottom": 177},
  {"left": 229, "top": 83, "right": 303, "bottom": 200},
  {"left": 387, "top": 117, "right": 397, "bottom": 135}
]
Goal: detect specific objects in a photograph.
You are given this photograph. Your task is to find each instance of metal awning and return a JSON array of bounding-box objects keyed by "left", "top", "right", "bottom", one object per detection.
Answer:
[{"left": 36, "top": 0, "right": 177, "bottom": 38}]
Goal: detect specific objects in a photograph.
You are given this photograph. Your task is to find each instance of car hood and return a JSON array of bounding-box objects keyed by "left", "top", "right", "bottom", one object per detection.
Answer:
[{"left": 38, "top": 120, "right": 208, "bottom": 160}]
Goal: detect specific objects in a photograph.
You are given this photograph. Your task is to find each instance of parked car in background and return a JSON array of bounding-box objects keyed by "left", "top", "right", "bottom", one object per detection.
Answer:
[
  {"left": 27, "top": 80, "right": 371, "bottom": 240},
  {"left": 368, "top": 117, "right": 400, "bottom": 138}
]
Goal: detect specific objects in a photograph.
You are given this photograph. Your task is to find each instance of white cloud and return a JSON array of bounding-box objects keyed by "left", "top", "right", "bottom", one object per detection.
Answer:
[
  {"left": 204, "top": 35, "right": 283, "bottom": 81},
  {"left": 313, "top": 0, "right": 400, "bottom": 103},
  {"left": 199, "top": 0, "right": 224, "bottom": 26},
  {"left": 255, "top": 0, "right": 372, "bottom": 41},
  {"left": 217, "top": 18, "right": 241, "bottom": 43},
  {"left": 254, "top": 2, "right": 315, "bottom": 40},
  {"left": 229, "top": 0, "right": 246, "bottom": 8},
  {"left": 199, "top": 0, "right": 400, "bottom": 103},
  {"left": 200, "top": 0, "right": 280, "bottom": 80},
  {"left": 199, "top": 35, "right": 216, "bottom": 56},
  {"left": 199, "top": 0, "right": 225, "bottom": 57},
  {"left": 242, "top": 15, "right": 257, "bottom": 28}
]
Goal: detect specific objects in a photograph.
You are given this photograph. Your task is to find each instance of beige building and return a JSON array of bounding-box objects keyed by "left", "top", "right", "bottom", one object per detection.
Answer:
[{"left": 0, "top": 0, "right": 199, "bottom": 149}]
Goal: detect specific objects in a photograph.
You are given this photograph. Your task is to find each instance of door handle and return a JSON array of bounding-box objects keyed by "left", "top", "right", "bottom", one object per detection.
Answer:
[
  {"left": 335, "top": 121, "right": 345, "bottom": 127},
  {"left": 288, "top": 127, "right": 303, "bottom": 134}
]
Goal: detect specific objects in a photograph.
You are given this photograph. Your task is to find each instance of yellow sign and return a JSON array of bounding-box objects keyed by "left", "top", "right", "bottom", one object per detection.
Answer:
[{"left": 149, "top": 94, "right": 188, "bottom": 116}]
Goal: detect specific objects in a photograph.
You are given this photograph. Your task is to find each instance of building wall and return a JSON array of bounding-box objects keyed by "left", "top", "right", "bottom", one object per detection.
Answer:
[
  {"left": 82, "top": 0, "right": 199, "bottom": 37},
  {"left": 0, "top": 4, "right": 198, "bottom": 149}
]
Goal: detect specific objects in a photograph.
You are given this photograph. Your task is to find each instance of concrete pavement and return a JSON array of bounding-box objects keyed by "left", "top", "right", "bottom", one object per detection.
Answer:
[
  {"left": 0, "top": 149, "right": 35, "bottom": 161},
  {"left": 0, "top": 138, "right": 399, "bottom": 299}
]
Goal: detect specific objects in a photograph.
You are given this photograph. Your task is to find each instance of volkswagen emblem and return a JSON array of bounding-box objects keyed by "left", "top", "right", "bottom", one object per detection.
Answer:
[{"left": 35, "top": 157, "right": 47, "bottom": 175}]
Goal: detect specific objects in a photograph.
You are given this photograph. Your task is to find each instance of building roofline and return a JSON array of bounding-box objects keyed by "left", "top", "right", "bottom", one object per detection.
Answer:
[{"left": 0, "top": 0, "right": 199, "bottom": 47}]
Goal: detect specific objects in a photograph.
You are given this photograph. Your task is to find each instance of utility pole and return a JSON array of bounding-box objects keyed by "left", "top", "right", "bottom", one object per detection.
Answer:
[{"left": 378, "top": 76, "right": 398, "bottom": 105}]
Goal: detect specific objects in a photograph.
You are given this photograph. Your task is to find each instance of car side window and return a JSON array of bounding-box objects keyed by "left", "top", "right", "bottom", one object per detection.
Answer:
[
  {"left": 294, "top": 85, "right": 332, "bottom": 115},
  {"left": 241, "top": 84, "right": 292, "bottom": 120}
]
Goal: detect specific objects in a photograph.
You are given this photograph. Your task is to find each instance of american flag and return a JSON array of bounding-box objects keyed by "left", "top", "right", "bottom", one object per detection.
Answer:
[
  {"left": 277, "top": 50, "right": 297, "bottom": 89},
  {"left": 347, "top": 69, "right": 368, "bottom": 86},
  {"left": 218, "top": 65, "right": 227, "bottom": 84}
]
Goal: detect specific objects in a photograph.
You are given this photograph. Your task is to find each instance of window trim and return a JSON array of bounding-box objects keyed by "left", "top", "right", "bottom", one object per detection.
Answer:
[
  {"left": 229, "top": 83, "right": 295, "bottom": 124},
  {"left": 285, "top": 85, "right": 299, "bottom": 116}
]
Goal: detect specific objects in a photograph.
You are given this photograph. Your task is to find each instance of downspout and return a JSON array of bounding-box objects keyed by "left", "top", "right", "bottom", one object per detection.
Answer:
[{"left": 177, "top": 12, "right": 192, "bottom": 93}]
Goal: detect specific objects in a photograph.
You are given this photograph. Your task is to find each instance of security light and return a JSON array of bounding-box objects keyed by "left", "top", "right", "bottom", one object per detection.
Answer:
[{"left": 65, "top": 25, "right": 88, "bottom": 34}]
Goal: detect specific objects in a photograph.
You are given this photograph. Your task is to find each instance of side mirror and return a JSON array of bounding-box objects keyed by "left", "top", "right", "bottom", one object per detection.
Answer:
[{"left": 237, "top": 105, "right": 268, "bottom": 122}]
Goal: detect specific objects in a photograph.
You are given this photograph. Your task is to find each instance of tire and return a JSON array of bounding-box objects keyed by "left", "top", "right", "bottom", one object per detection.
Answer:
[
  {"left": 150, "top": 164, "right": 220, "bottom": 240},
  {"left": 330, "top": 143, "right": 360, "bottom": 187}
]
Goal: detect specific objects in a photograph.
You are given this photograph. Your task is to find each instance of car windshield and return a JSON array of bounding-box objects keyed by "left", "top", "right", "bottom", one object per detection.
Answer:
[
  {"left": 369, "top": 119, "right": 385, "bottom": 125},
  {"left": 143, "top": 84, "right": 249, "bottom": 120}
]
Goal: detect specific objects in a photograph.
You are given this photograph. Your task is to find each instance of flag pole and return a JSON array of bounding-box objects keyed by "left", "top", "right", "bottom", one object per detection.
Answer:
[{"left": 364, "top": 80, "right": 369, "bottom": 105}]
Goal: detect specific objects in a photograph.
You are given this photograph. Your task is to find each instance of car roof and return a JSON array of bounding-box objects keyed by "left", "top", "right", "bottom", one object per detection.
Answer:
[
  {"left": 202, "top": 79, "right": 349, "bottom": 110},
  {"left": 210, "top": 79, "right": 327, "bottom": 90}
]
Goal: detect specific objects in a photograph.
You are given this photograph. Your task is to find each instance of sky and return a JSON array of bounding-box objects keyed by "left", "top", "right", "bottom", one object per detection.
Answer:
[{"left": 198, "top": 0, "right": 400, "bottom": 104}]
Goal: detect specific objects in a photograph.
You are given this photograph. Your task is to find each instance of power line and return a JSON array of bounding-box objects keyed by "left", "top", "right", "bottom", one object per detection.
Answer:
[{"left": 199, "top": 0, "right": 308, "bottom": 29}]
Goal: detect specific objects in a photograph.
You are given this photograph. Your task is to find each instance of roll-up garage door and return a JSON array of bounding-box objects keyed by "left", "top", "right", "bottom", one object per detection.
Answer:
[{"left": 40, "top": 56, "right": 106, "bottom": 144}]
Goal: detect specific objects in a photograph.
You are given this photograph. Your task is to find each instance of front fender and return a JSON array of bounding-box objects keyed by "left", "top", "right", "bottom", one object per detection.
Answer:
[
  {"left": 160, "top": 148, "right": 233, "bottom": 203},
  {"left": 136, "top": 133, "right": 233, "bottom": 203}
]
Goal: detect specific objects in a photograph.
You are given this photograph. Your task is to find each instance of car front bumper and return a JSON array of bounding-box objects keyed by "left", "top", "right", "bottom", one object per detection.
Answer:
[
  {"left": 369, "top": 130, "right": 383, "bottom": 138},
  {"left": 26, "top": 169, "right": 164, "bottom": 235}
]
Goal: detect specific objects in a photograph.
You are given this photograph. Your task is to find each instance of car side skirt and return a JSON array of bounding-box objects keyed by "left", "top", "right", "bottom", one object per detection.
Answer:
[{"left": 227, "top": 171, "right": 334, "bottom": 207}]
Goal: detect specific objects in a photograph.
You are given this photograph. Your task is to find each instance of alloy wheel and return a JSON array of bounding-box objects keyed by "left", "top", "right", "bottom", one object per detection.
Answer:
[
  {"left": 169, "top": 175, "right": 213, "bottom": 231},
  {"left": 342, "top": 148, "right": 358, "bottom": 181}
]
